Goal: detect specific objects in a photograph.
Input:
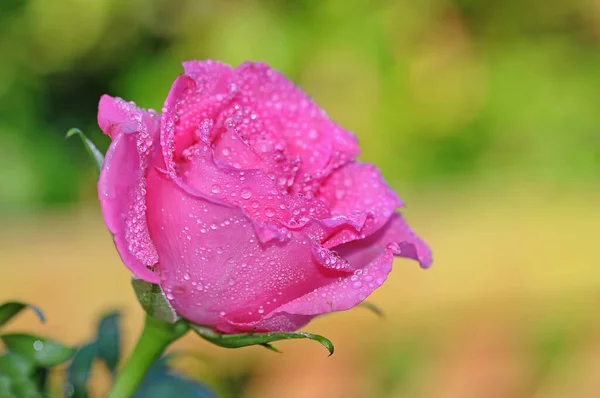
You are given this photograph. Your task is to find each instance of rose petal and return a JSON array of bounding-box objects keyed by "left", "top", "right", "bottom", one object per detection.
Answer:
[
  {"left": 318, "top": 161, "right": 402, "bottom": 247},
  {"left": 258, "top": 214, "right": 431, "bottom": 319},
  {"left": 212, "top": 103, "right": 299, "bottom": 191},
  {"left": 97, "top": 95, "right": 161, "bottom": 283},
  {"left": 161, "top": 61, "right": 234, "bottom": 163},
  {"left": 231, "top": 62, "right": 360, "bottom": 193},
  {"left": 335, "top": 213, "right": 432, "bottom": 270},
  {"left": 212, "top": 125, "right": 263, "bottom": 169},
  {"left": 161, "top": 73, "right": 332, "bottom": 228},
  {"left": 145, "top": 167, "right": 339, "bottom": 333}
]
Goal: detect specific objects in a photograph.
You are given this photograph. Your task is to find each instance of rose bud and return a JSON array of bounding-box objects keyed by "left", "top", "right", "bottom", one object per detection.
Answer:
[{"left": 98, "top": 61, "right": 432, "bottom": 334}]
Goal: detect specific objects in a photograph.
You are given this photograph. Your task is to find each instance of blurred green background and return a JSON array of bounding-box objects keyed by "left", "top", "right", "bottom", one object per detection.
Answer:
[{"left": 1, "top": 0, "right": 600, "bottom": 397}]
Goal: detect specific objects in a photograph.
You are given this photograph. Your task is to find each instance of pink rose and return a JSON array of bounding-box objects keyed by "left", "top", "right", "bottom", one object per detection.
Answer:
[{"left": 98, "top": 61, "right": 432, "bottom": 333}]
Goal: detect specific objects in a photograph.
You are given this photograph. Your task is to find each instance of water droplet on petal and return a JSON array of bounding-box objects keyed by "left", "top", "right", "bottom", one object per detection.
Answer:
[
  {"left": 240, "top": 188, "right": 253, "bottom": 200},
  {"left": 211, "top": 184, "right": 221, "bottom": 194}
]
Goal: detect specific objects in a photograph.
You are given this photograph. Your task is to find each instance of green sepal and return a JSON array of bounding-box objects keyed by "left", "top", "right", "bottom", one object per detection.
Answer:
[
  {"left": 66, "top": 128, "right": 104, "bottom": 173},
  {"left": 0, "top": 334, "right": 75, "bottom": 367},
  {"left": 131, "top": 279, "right": 179, "bottom": 324},
  {"left": 191, "top": 325, "right": 334, "bottom": 356},
  {"left": 96, "top": 312, "right": 120, "bottom": 373},
  {"left": 357, "top": 302, "right": 385, "bottom": 318},
  {"left": 0, "top": 301, "right": 45, "bottom": 328}
]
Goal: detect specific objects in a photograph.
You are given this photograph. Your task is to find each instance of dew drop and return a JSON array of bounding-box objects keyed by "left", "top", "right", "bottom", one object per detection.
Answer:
[
  {"left": 211, "top": 184, "right": 221, "bottom": 194},
  {"left": 240, "top": 188, "right": 253, "bottom": 200},
  {"left": 33, "top": 340, "right": 44, "bottom": 351},
  {"left": 352, "top": 281, "right": 363, "bottom": 289}
]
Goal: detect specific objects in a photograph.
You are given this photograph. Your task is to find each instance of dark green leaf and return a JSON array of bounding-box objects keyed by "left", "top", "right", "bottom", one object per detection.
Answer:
[
  {"left": 133, "top": 356, "right": 215, "bottom": 398},
  {"left": 131, "top": 279, "right": 179, "bottom": 324},
  {"left": 0, "top": 302, "right": 45, "bottom": 328},
  {"left": 65, "top": 128, "right": 104, "bottom": 173},
  {"left": 32, "top": 367, "right": 48, "bottom": 393},
  {"left": 1, "top": 334, "right": 75, "bottom": 367},
  {"left": 66, "top": 342, "right": 97, "bottom": 398},
  {"left": 96, "top": 312, "right": 120, "bottom": 373},
  {"left": 191, "top": 325, "right": 334, "bottom": 356},
  {"left": 0, "top": 353, "right": 35, "bottom": 378}
]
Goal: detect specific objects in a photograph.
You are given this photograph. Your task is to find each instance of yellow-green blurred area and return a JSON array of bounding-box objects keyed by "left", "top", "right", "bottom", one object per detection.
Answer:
[{"left": 1, "top": 0, "right": 599, "bottom": 397}]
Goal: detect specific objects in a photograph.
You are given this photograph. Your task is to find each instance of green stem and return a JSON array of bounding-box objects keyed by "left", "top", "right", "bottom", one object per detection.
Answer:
[{"left": 107, "top": 315, "right": 189, "bottom": 398}]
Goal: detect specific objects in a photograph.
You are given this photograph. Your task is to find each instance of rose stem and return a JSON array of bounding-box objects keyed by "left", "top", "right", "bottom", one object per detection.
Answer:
[{"left": 106, "top": 315, "right": 189, "bottom": 398}]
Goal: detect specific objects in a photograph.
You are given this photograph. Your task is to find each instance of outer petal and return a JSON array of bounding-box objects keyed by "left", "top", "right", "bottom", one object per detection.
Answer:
[
  {"left": 257, "top": 214, "right": 432, "bottom": 320},
  {"left": 145, "top": 167, "right": 342, "bottom": 333},
  {"left": 231, "top": 62, "right": 360, "bottom": 193},
  {"left": 318, "top": 161, "right": 402, "bottom": 247},
  {"left": 97, "top": 95, "right": 161, "bottom": 283}
]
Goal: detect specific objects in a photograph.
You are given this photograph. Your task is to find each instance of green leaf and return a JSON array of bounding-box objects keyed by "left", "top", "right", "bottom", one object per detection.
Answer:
[
  {"left": 133, "top": 356, "right": 215, "bottom": 398},
  {"left": 96, "top": 312, "right": 120, "bottom": 373},
  {"left": 66, "top": 342, "right": 98, "bottom": 398},
  {"left": 131, "top": 279, "right": 179, "bottom": 324},
  {"left": 9, "top": 375, "right": 43, "bottom": 398},
  {"left": 0, "top": 374, "right": 17, "bottom": 398},
  {"left": 32, "top": 367, "right": 48, "bottom": 393},
  {"left": 357, "top": 302, "right": 385, "bottom": 318},
  {"left": 191, "top": 325, "right": 334, "bottom": 356},
  {"left": 1, "top": 334, "right": 75, "bottom": 367},
  {"left": 0, "top": 301, "right": 45, "bottom": 328},
  {"left": 0, "top": 352, "right": 35, "bottom": 378},
  {"left": 65, "top": 128, "right": 104, "bottom": 173}
]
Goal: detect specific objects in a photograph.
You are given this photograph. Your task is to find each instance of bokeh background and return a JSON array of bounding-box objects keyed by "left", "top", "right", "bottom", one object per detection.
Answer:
[{"left": 2, "top": 0, "right": 600, "bottom": 396}]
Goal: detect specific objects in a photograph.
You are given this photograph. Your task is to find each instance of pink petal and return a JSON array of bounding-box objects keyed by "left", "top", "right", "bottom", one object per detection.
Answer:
[
  {"left": 259, "top": 214, "right": 431, "bottom": 319},
  {"left": 212, "top": 126, "right": 262, "bottom": 169},
  {"left": 231, "top": 62, "right": 360, "bottom": 193},
  {"left": 318, "top": 161, "right": 402, "bottom": 247},
  {"left": 97, "top": 95, "right": 161, "bottom": 283},
  {"left": 162, "top": 61, "right": 234, "bottom": 164},
  {"left": 144, "top": 167, "right": 339, "bottom": 333},
  {"left": 161, "top": 72, "right": 332, "bottom": 227}
]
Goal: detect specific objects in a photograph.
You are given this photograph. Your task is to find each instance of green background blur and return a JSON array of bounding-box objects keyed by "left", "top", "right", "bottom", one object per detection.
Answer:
[{"left": 1, "top": 0, "right": 600, "bottom": 397}]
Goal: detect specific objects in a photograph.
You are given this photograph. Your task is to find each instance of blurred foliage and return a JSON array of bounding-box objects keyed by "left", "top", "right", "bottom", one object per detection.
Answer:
[{"left": 1, "top": 0, "right": 599, "bottom": 212}]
